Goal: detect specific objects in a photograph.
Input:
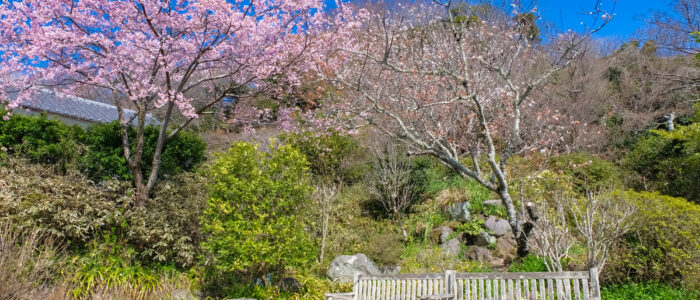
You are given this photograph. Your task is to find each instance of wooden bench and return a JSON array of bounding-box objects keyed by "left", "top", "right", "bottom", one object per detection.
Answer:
[{"left": 326, "top": 270, "right": 594, "bottom": 300}]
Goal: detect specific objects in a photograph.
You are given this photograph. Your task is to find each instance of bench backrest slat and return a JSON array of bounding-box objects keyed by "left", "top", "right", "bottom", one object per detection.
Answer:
[{"left": 348, "top": 271, "right": 590, "bottom": 300}]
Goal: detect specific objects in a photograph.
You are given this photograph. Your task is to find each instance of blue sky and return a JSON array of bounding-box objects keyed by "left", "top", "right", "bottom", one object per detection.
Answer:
[
  {"left": 535, "top": 0, "right": 672, "bottom": 40},
  {"left": 325, "top": 0, "right": 677, "bottom": 41}
]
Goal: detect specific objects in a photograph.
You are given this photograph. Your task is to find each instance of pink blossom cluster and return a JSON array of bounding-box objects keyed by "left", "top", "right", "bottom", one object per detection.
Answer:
[{"left": 0, "top": 0, "right": 335, "bottom": 121}]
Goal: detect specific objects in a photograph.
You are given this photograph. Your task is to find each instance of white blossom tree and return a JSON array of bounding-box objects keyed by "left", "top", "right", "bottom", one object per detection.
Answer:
[{"left": 325, "top": 0, "right": 614, "bottom": 254}]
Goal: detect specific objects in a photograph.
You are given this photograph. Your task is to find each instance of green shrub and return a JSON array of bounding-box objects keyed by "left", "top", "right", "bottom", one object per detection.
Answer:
[
  {"left": 601, "top": 282, "right": 700, "bottom": 300},
  {"left": 79, "top": 122, "right": 206, "bottom": 182},
  {"left": 356, "top": 231, "right": 404, "bottom": 266},
  {"left": 623, "top": 124, "right": 700, "bottom": 203},
  {"left": 606, "top": 191, "right": 700, "bottom": 290},
  {"left": 201, "top": 142, "right": 315, "bottom": 281},
  {"left": 66, "top": 235, "right": 185, "bottom": 299},
  {"left": 455, "top": 219, "right": 485, "bottom": 237},
  {"left": 279, "top": 130, "right": 359, "bottom": 182},
  {"left": 123, "top": 172, "right": 208, "bottom": 268},
  {"left": 548, "top": 152, "right": 623, "bottom": 192},
  {"left": 0, "top": 113, "right": 84, "bottom": 173},
  {"left": 203, "top": 272, "right": 352, "bottom": 300},
  {"left": 0, "top": 159, "right": 128, "bottom": 247},
  {"left": 508, "top": 254, "right": 548, "bottom": 272},
  {"left": 0, "top": 159, "right": 207, "bottom": 268}
]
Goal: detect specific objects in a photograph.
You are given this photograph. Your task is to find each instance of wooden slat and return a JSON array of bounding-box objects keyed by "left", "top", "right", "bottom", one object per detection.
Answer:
[
  {"left": 556, "top": 279, "right": 564, "bottom": 300},
  {"left": 500, "top": 279, "right": 506, "bottom": 300},
  {"left": 492, "top": 279, "right": 498, "bottom": 299},
  {"left": 360, "top": 280, "right": 369, "bottom": 300},
  {"left": 485, "top": 279, "right": 492, "bottom": 299},
  {"left": 411, "top": 278, "right": 416, "bottom": 300},
  {"left": 508, "top": 279, "right": 514, "bottom": 300},
  {"left": 352, "top": 271, "right": 592, "bottom": 300},
  {"left": 455, "top": 272, "right": 589, "bottom": 280},
  {"left": 479, "top": 278, "right": 485, "bottom": 300},
  {"left": 573, "top": 278, "right": 581, "bottom": 300},
  {"left": 523, "top": 278, "right": 529, "bottom": 300},
  {"left": 539, "top": 279, "right": 546, "bottom": 300},
  {"left": 467, "top": 279, "right": 473, "bottom": 300}
]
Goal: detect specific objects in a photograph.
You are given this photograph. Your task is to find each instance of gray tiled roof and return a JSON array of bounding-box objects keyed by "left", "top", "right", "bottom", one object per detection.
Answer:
[{"left": 11, "top": 89, "right": 159, "bottom": 125}]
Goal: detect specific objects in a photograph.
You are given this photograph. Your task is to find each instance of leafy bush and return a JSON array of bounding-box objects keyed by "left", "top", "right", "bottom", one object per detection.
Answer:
[
  {"left": 279, "top": 130, "right": 359, "bottom": 182},
  {"left": 601, "top": 282, "right": 699, "bottom": 300},
  {"left": 79, "top": 122, "right": 206, "bottom": 182},
  {"left": 456, "top": 219, "right": 485, "bottom": 237},
  {"left": 65, "top": 235, "right": 193, "bottom": 300},
  {"left": 0, "top": 159, "right": 208, "bottom": 268},
  {"left": 0, "top": 113, "right": 84, "bottom": 173},
  {"left": 516, "top": 169, "right": 576, "bottom": 204},
  {"left": 123, "top": 172, "right": 208, "bottom": 268},
  {"left": 606, "top": 191, "right": 700, "bottom": 289},
  {"left": 623, "top": 124, "right": 700, "bottom": 203},
  {"left": 201, "top": 142, "right": 315, "bottom": 281},
  {"left": 356, "top": 231, "right": 404, "bottom": 266},
  {"left": 508, "top": 254, "right": 548, "bottom": 272},
  {"left": 205, "top": 272, "right": 352, "bottom": 300},
  {"left": 548, "top": 152, "right": 623, "bottom": 192},
  {"left": 0, "top": 159, "right": 128, "bottom": 247}
]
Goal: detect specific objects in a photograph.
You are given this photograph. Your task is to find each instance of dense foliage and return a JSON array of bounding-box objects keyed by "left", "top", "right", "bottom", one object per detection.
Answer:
[
  {"left": 601, "top": 282, "right": 700, "bottom": 300},
  {"left": 79, "top": 122, "right": 206, "bottom": 182},
  {"left": 0, "top": 159, "right": 207, "bottom": 268},
  {"left": 0, "top": 112, "right": 84, "bottom": 172},
  {"left": 607, "top": 191, "right": 700, "bottom": 290},
  {"left": 279, "top": 130, "right": 360, "bottom": 182},
  {"left": 201, "top": 142, "right": 315, "bottom": 281},
  {"left": 624, "top": 123, "right": 700, "bottom": 203}
]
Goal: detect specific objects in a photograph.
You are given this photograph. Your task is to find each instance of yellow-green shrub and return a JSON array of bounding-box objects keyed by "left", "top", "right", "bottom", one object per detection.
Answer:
[
  {"left": 606, "top": 191, "right": 700, "bottom": 289},
  {"left": 201, "top": 142, "right": 315, "bottom": 281}
]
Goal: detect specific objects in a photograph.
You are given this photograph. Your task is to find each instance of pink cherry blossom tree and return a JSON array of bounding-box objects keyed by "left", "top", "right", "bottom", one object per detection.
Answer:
[
  {"left": 324, "top": 0, "right": 614, "bottom": 254},
  {"left": 0, "top": 0, "right": 333, "bottom": 206}
]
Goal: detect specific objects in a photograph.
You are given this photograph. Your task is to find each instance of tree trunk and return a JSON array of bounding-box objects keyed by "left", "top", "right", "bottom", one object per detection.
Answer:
[
  {"left": 396, "top": 213, "right": 408, "bottom": 239},
  {"left": 134, "top": 177, "right": 148, "bottom": 208},
  {"left": 497, "top": 188, "right": 528, "bottom": 256},
  {"left": 589, "top": 264, "right": 601, "bottom": 300}
]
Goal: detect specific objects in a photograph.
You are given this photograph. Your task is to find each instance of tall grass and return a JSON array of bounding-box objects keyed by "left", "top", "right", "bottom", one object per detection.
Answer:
[{"left": 0, "top": 223, "right": 59, "bottom": 300}]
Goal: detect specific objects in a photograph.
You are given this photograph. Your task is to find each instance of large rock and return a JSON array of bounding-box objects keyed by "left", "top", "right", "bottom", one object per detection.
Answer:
[
  {"left": 484, "top": 216, "right": 511, "bottom": 237},
  {"left": 466, "top": 246, "right": 493, "bottom": 263},
  {"left": 327, "top": 254, "right": 382, "bottom": 283},
  {"left": 429, "top": 226, "right": 454, "bottom": 244},
  {"left": 475, "top": 230, "right": 496, "bottom": 246},
  {"left": 441, "top": 238, "right": 461, "bottom": 257},
  {"left": 445, "top": 201, "right": 471, "bottom": 222},
  {"left": 493, "top": 235, "right": 517, "bottom": 260}
]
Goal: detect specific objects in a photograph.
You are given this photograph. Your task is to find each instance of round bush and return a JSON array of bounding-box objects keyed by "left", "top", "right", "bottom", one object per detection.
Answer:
[{"left": 79, "top": 122, "right": 206, "bottom": 182}]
